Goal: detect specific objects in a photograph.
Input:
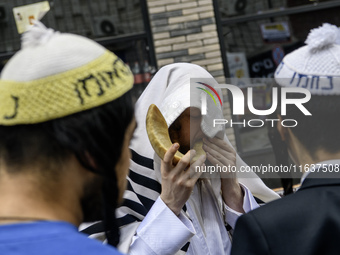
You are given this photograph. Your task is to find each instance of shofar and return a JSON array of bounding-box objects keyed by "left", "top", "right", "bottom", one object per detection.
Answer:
[{"left": 146, "top": 104, "right": 205, "bottom": 165}]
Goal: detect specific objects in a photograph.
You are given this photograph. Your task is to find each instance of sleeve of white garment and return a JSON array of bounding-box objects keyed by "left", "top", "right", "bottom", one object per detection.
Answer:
[
  {"left": 128, "top": 196, "right": 196, "bottom": 255},
  {"left": 224, "top": 183, "right": 259, "bottom": 229}
]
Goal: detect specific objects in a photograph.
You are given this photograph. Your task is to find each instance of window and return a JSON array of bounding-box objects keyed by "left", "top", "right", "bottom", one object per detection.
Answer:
[{"left": 0, "top": 0, "right": 156, "bottom": 101}]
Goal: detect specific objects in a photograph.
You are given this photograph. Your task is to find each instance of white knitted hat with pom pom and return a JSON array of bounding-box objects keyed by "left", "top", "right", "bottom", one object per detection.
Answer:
[
  {"left": 0, "top": 21, "right": 133, "bottom": 125},
  {"left": 275, "top": 23, "right": 340, "bottom": 95}
]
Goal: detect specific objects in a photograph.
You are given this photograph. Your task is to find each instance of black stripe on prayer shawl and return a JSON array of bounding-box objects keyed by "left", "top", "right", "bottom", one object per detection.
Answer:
[
  {"left": 131, "top": 149, "right": 154, "bottom": 169},
  {"left": 117, "top": 214, "right": 141, "bottom": 227},
  {"left": 136, "top": 193, "right": 157, "bottom": 212},
  {"left": 81, "top": 221, "right": 104, "bottom": 235},
  {"left": 181, "top": 242, "right": 190, "bottom": 252},
  {"left": 121, "top": 198, "right": 148, "bottom": 217},
  {"left": 125, "top": 180, "right": 158, "bottom": 213},
  {"left": 254, "top": 196, "right": 265, "bottom": 205},
  {"left": 129, "top": 169, "right": 161, "bottom": 194},
  {"left": 82, "top": 150, "right": 162, "bottom": 241},
  {"left": 81, "top": 215, "right": 142, "bottom": 236}
]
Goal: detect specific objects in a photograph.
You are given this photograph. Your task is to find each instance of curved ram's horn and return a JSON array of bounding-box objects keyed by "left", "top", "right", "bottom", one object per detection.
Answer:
[{"left": 146, "top": 104, "right": 205, "bottom": 165}]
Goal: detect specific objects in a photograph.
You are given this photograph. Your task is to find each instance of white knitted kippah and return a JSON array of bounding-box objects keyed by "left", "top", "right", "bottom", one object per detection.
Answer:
[
  {"left": 1, "top": 21, "right": 105, "bottom": 81},
  {"left": 275, "top": 23, "right": 340, "bottom": 95},
  {"left": 0, "top": 21, "right": 133, "bottom": 125}
]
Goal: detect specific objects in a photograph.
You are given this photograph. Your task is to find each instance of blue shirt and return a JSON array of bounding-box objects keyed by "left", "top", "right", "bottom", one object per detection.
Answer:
[{"left": 0, "top": 221, "right": 123, "bottom": 255}]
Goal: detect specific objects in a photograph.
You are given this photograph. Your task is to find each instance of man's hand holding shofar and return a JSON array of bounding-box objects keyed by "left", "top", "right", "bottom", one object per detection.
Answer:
[
  {"left": 160, "top": 144, "right": 205, "bottom": 216},
  {"left": 146, "top": 104, "right": 206, "bottom": 215},
  {"left": 203, "top": 137, "right": 244, "bottom": 213},
  {"left": 146, "top": 104, "right": 243, "bottom": 215}
]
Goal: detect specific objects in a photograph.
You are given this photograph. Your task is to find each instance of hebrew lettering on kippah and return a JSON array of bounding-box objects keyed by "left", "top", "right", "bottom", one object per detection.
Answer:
[
  {"left": 73, "top": 57, "right": 130, "bottom": 105},
  {"left": 4, "top": 95, "right": 19, "bottom": 120},
  {"left": 289, "top": 72, "right": 334, "bottom": 91}
]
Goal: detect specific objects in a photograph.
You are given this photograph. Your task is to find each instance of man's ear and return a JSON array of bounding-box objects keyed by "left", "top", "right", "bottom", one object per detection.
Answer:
[{"left": 277, "top": 114, "right": 287, "bottom": 141}]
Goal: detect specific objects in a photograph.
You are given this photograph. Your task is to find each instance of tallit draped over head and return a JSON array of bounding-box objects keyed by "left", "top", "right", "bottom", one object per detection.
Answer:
[{"left": 116, "top": 63, "right": 279, "bottom": 252}]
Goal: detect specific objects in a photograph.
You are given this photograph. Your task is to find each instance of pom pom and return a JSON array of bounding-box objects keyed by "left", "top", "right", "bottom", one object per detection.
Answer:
[
  {"left": 305, "top": 23, "right": 340, "bottom": 51},
  {"left": 21, "top": 20, "right": 59, "bottom": 49}
]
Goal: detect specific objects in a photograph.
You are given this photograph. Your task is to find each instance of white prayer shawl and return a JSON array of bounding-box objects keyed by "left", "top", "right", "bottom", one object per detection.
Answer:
[{"left": 117, "top": 63, "right": 279, "bottom": 254}]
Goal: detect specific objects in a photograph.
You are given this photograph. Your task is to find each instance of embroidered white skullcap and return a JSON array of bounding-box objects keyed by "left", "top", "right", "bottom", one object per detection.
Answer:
[
  {"left": 0, "top": 21, "right": 133, "bottom": 125},
  {"left": 275, "top": 23, "right": 340, "bottom": 95}
]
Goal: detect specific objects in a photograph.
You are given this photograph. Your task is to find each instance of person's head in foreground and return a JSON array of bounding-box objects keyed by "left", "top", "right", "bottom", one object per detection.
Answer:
[
  {"left": 274, "top": 23, "right": 340, "bottom": 168},
  {"left": 0, "top": 22, "right": 135, "bottom": 254},
  {"left": 231, "top": 23, "right": 340, "bottom": 255}
]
